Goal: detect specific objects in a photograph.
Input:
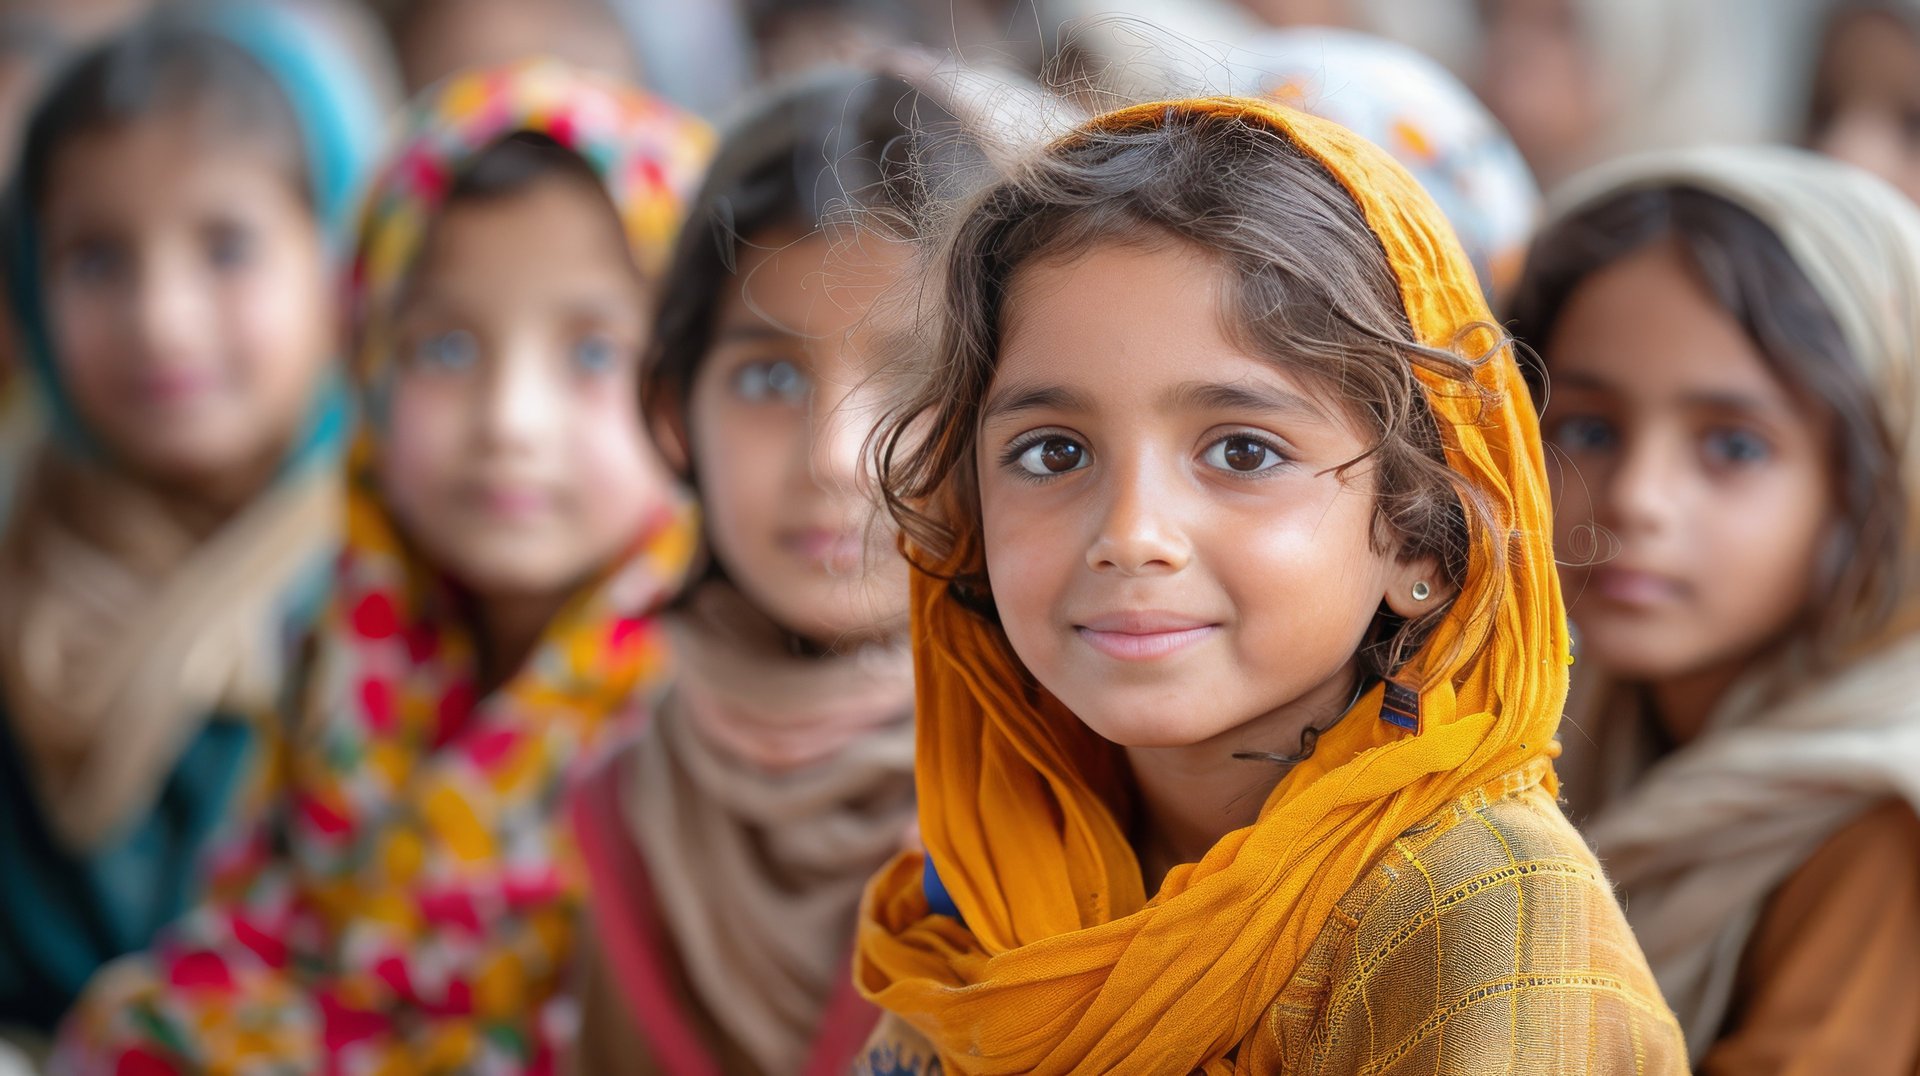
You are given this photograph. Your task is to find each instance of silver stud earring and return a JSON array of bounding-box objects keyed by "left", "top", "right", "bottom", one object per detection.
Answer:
[{"left": 1411, "top": 581, "right": 1432, "bottom": 602}]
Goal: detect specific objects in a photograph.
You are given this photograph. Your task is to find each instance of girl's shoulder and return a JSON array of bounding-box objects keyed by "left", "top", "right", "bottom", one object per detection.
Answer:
[
  {"left": 1261, "top": 778, "right": 1690, "bottom": 1074},
  {"left": 1704, "top": 798, "right": 1920, "bottom": 1073}
]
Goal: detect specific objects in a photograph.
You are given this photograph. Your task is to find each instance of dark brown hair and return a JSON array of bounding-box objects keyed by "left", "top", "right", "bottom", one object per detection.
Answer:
[
  {"left": 17, "top": 18, "right": 307, "bottom": 219},
  {"left": 1508, "top": 186, "right": 1903, "bottom": 664},
  {"left": 874, "top": 105, "right": 1503, "bottom": 682},
  {"left": 445, "top": 131, "right": 605, "bottom": 205}
]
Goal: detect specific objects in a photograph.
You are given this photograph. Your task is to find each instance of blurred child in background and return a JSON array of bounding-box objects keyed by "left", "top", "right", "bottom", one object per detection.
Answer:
[
  {"left": 567, "top": 68, "right": 995, "bottom": 1075},
  {"left": 378, "top": 0, "right": 641, "bottom": 95},
  {"left": 1473, "top": 0, "right": 1800, "bottom": 189},
  {"left": 1512, "top": 147, "right": 1920, "bottom": 1071},
  {"left": 54, "top": 60, "right": 710, "bottom": 1072},
  {"left": 1806, "top": 0, "right": 1920, "bottom": 203},
  {"left": 0, "top": 1, "right": 383, "bottom": 1041}
]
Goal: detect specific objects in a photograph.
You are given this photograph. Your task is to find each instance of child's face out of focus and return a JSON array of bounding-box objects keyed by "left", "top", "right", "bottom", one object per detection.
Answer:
[
  {"left": 1473, "top": 0, "right": 1603, "bottom": 186},
  {"left": 41, "top": 109, "right": 332, "bottom": 499},
  {"left": 1809, "top": 9, "right": 1920, "bottom": 204},
  {"left": 680, "top": 228, "right": 909, "bottom": 646},
  {"left": 380, "top": 170, "right": 671, "bottom": 600},
  {"left": 1545, "top": 240, "right": 1835, "bottom": 701},
  {"left": 973, "top": 241, "right": 1439, "bottom": 752}
]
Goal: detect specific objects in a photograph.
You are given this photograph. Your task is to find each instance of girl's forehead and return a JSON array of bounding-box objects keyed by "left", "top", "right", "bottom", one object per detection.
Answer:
[
  {"left": 41, "top": 116, "right": 311, "bottom": 223},
  {"left": 986, "top": 244, "right": 1355, "bottom": 429},
  {"left": 998, "top": 243, "right": 1344, "bottom": 390},
  {"left": 1549, "top": 242, "right": 1780, "bottom": 391},
  {"left": 396, "top": 177, "right": 646, "bottom": 314}
]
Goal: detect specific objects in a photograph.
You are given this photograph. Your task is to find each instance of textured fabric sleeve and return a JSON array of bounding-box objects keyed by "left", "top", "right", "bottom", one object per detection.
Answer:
[
  {"left": 1701, "top": 800, "right": 1920, "bottom": 1076},
  {"left": 1264, "top": 786, "right": 1689, "bottom": 1075}
]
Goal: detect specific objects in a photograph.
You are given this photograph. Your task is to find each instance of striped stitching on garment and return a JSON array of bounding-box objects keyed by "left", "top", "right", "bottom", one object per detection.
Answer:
[
  {"left": 1469, "top": 811, "right": 1528, "bottom": 1056},
  {"left": 1306, "top": 857, "right": 1603, "bottom": 1066},
  {"left": 1355, "top": 973, "right": 1676, "bottom": 1076}
]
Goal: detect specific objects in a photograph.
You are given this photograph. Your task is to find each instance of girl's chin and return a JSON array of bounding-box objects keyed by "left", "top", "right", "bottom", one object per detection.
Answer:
[{"left": 1070, "top": 707, "right": 1238, "bottom": 751}]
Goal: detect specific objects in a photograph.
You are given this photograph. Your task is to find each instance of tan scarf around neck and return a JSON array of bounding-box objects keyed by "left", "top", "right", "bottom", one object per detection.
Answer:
[
  {"left": 621, "top": 585, "right": 915, "bottom": 1075},
  {"left": 0, "top": 445, "right": 339, "bottom": 850}
]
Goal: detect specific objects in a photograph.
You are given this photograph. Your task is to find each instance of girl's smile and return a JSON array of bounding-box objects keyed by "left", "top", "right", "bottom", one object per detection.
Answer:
[
  {"left": 1587, "top": 565, "right": 1689, "bottom": 610},
  {"left": 1072, "top": 612, "right": 1222, "bottom": 663}
]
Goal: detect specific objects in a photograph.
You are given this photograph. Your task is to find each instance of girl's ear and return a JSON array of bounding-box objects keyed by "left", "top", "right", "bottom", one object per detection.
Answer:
[
  {"left": 648, "top": 394, "right": 693, "bottom": 475},
  {"left": 1382, "top": 553, "right": 1454, "bottom": 620}
]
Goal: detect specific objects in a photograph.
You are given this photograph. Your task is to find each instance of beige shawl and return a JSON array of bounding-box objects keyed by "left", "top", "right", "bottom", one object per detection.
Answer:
[
  {"left": 621, "top": 585, "right": 915, "bottom": 1075},
  {"left": 1551, "top": 146, "right": 1920, "bottom": 1059},
  {"left": 0, "top": 444, "right": 339, "bottom": 850}
]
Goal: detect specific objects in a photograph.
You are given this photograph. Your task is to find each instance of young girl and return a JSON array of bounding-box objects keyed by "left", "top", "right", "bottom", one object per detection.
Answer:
[
  {"left": 1471, "top": 0, "right": 1796, "bottom": 188},
  {"left": 1511, "top": 147, "right": 1920, "bottom": 1071},
  {"left": 1806, "top": 0, "right": 1920, "bottom": 203},
  {"left": 53, "top": 60, "right": 711, "bottom": 1072},
  {"left": 0, "top": 4, "right": 383, "bottom": 1037},
  {"left": 852, "top": 97, "right": 1686, "bottom": 1072},
  {"left": 566, "top": 68, "right": 992, "bottom": 1076}
]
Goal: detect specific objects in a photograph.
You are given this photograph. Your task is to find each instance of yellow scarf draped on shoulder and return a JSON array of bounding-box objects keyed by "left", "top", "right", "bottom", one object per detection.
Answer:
[{"left": 854, "top": 96, "right": 1570, "bottom": 1073}]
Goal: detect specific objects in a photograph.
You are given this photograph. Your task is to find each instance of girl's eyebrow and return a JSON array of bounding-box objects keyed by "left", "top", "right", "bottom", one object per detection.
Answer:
[
  {"left": 559, "top": 293, "right": 644, "bottom": 320},
  {"left": 714, "top": 324, "right": 794, "bottom": 344},
  {"left": 1166, "top": 379, "right": 1328, "bottom": 422},
  {"left": 980, "top": 382, "right": 1090, "bottom": 423},
  {"left": 1559, "top": 369, "right": 1795, "bottom": 417},
  {"left": 1677, "top": 389, "right": 1797, "bottom": 420},
  {"left": 1554, "top": 370, "right": 1617, "bottom": 393}
]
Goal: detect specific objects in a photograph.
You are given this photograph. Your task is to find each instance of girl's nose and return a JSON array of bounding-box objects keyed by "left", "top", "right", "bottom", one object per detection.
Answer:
[{"left": 1085, "top": 458, "right": 1192, "bottom": 575}]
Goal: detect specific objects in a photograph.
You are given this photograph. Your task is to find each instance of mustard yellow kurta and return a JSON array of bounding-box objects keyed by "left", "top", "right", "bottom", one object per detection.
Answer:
[{"left": 860, "top": 773, "right": 1683, "bottom": 1074}]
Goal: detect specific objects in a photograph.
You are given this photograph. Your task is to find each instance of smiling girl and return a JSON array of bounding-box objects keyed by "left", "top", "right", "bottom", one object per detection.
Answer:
[
  {"left": 851, "top": 97, "right": 1685, "bottom": 1073},
  {"left": 1513, "top": 146, "right": 1920, "bottom": 1072}
]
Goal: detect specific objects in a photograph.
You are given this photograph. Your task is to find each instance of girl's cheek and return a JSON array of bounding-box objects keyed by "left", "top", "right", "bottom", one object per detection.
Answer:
[
  {"left": 228, "top": 262, "right": 330, "bottom": 412},
  {"left": 690, "top": 390, "right": 800, "bottom": 547},
  {"left": 48, "top": 276, "right": 124, "bottom": 388},
  {"left": 571, "top": 387, "right": 671, "bottom": 532},
  {"left": 379, "top": 380, "right": 466, "bottom": 511},
  {"left": 51, "top": 317, "right": 117, "bottom": 409}
]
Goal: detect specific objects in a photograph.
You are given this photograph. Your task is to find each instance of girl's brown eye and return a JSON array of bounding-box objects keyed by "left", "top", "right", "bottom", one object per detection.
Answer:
[
  {"left": 1013, "top": 436, "right": 1088, "bottom": 476},
  {"left": 1222, "top": 437, "right": 1266, "bottom": 471},
  {"left": 1041, "top": 440, "right": 1082, "bottom": 472},
  {"left": 1205, "top": 435, "right": 1283, "bottom": 474}
]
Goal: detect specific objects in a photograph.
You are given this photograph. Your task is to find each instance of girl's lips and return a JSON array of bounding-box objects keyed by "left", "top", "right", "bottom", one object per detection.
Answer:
[
  {"left": 781, "top": 527, "right": 866, "bottom": 570},
  {"left": 470, "top": 483, "right": 554, "bottom": 520},
  {"left": 136, "top": 366, "right": 220, "bottom": 406},
  {"left": 1589, "top": 566, "right": 1685, "bottom": 608},
  {"left": 1073, "top": 613, "right": 1221, "bottom": 662}
]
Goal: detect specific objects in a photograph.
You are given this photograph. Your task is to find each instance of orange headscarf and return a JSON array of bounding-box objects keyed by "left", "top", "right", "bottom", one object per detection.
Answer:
[{"left": 854, "top": 97, "right": 1570, "bottom": 1073}]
